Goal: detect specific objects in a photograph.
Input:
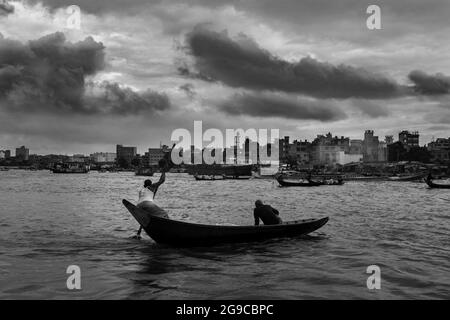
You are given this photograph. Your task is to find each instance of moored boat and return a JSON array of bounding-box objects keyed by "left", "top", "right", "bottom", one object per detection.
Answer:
[
  {"left": 52, "top": 162, "right": 90, "bottom": 174},
  {"left": 122, "top": 199, "right": 329, "bottom": 246},
  {"left": 277, "top": 176, "right": 322, "bottom": 187},
  {"left": 425, "top": 179, "right": 450, "bottom": 189},
  {"left": 388, "top": 173, "right": 427, "bottom": 181}
]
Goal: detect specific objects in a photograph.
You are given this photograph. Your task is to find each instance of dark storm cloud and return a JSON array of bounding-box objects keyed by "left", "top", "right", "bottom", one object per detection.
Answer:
[
  {"left": 183, "top": 27, "right": 404, "bottom": 99},
  {"left": 0, "top": 1, "right": 14, "bottom": 15},
  {"left": 217, "top": 92, "right": 347, "bottom": 122},
  {"left": 84, "top": 81, "right": 171, "bottom": 115},
  {"left": 0, "top": 32, "right": 170, "bottom": 115},
  {"left": 408, "top": 70, "right": 450, "bottom": 95}
]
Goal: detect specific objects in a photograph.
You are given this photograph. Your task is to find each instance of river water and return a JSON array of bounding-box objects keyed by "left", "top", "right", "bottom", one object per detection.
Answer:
[{"left": 0, "top": 170, "right": 448, "bottom": 299}]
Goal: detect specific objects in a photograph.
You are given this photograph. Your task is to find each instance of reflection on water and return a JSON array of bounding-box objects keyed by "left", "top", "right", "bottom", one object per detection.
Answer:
[{"left": 0, "top": 170, "right": 449, "bottom": 299}]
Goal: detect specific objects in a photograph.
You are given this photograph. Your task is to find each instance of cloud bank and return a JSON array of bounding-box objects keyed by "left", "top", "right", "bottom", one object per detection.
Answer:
[
  {"left": 182, "top": 27, "right": 404, "bottom": 99},
  {"left": 218, "top": 92, "right": 347, "bottom": 122},
  {"left": 409, "top": 70, "right": 450, "bottom": 95},
  {"left": 0, "top": 32, "right": 170, "bottom": 115}
]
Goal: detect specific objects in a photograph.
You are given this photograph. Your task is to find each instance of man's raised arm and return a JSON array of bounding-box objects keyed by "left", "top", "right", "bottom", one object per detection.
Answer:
[{"left": 153, "top": 171, "right": 166, "bottom": 189}]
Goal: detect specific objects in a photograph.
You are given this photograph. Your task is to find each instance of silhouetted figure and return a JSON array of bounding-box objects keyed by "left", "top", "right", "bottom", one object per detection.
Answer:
[{"left": 254, "top": 200, "right": 282, "bottom": 226}]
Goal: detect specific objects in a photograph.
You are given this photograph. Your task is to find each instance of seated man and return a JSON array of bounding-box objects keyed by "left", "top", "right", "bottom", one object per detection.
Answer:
[{"left": 254, "top": 200, "right": 282, "bottom": 226}]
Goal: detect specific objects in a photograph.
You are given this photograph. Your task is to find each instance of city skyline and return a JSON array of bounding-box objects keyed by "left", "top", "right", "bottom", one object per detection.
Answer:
[
  {"left": 1, "top": 1, "right": 450, "bottom": 155},
  {"left": 0, "top": 128, "right": 446, "bottom": 157}
]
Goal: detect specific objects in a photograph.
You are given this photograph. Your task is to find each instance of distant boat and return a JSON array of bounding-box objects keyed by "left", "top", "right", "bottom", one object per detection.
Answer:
[
  {"left": 425, "top": 179, "right": 450, "bottom": 189},
  {"left": 277, "top": 176, "right": 322, "bottom": 187},
  {"left": 135, "top": 167, "right": 154, "bottom": 177},
  {"left": 388, "top": 173, "right": 427, "bottom": 181},
  {"left": 0, "top": 167, "right": 9, "bottom": 172},
  {"left": 187, "top": 164, "right": 253, "bottom": 177},
  {"left": 52, "top": 162, "right": 89, "bottom": 174}
]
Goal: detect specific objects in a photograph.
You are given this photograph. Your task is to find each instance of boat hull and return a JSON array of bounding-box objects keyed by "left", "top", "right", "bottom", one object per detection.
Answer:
[
  {"left": 52, "top": 169, "right": 89, "bottom": 174},
  {"left": 122, "top": 200, "right": 328, "bottom": 246},
  {"left": 277, "top": 176, "right": 322, "bottom": 187},
  {"left": 425, "top": 179, "right": 450, "bottom": 189},
  {"left": 388, "top": 173, "right": 427, "bottom": 181}
]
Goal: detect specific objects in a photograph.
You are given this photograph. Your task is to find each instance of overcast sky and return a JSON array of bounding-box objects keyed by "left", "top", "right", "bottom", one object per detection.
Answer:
[{"left": 1, "top": 0, "right": 450, "bottom": 155}]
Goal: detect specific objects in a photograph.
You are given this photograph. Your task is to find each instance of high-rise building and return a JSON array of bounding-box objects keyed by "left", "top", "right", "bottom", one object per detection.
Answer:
[
  {"left": 15, "top": 146, "right": 29, "bottom": 161},
  {"left": 362, "top": 130, "right": 380, "bottom": 162},
  {"left": 144, "top": 146, "right": 169, "bottom": 166},
  {"left": 116, "top": 145, "right": 137, "bottom": 166},
  {"left": 279, "top": 136, "right": 290, "bottom": 164},
  {"left": 399, "top": 131, "right": 419, "bottom": 149}
]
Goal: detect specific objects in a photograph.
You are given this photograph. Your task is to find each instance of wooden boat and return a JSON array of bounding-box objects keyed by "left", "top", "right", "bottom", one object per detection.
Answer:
[
  {"left": 52, "top": 162, "right": 89, "bottom": 174},
  {"left": 388, "top": 173, "right": 427, "bottom": 182},
  {"left": 187, "top": 164, "right": 253, "bottom": 177},
  {"left": 425, "top": 179, "right": 450, "bottom": 189},
  {"left": 122, "top": 199, "right": 329, "bottom": 246},
  {"left": 277, "top": 176, "right": 322, "bottom": 187}
]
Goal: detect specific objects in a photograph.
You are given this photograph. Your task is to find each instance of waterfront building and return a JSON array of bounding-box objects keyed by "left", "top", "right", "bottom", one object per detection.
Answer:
[
  {"left": 288, "top": 140, "right": 311, "bottom": 166},
  {"left": 116, "top": 144, "right": 137, "bottom": 166},
  {"left": 362, "top": 130, "right": 380, "bottom": 162},
  {"left": 399, "top": 131, "right": 419, "bottom": 149},
  {"left": 90, "top": 152, "right": 116, "bottom": 163},
  {"left": 144, "top": 145, "right": 170, "bottom": 166},
  {"left": 310, "top": 133, "right": 356, "bottom": 166},
  {"left": 279, "top": 136, "right": 290, "bottom": 164},
  {"left": 349, "top": 140, "right": 363, "bottom": 155},
  {"left": 427, "top": 138, "right": 450, "bottom": 163},
  {"left": 68, "top": 154, "right": 89, "bottom": 163},
  {"left": 378, "top": 141, "right": 388, "bottom": 162},
  {"left": 15, "top": 146, "right": 29, "bottom": 161}
]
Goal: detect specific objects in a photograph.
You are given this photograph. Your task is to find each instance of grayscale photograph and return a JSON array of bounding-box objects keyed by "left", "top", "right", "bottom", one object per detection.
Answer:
[{"left": 0, "top": 0, "right": 449, "bottom": 306}]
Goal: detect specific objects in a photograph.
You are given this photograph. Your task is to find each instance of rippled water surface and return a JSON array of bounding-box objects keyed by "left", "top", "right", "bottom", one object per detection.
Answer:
[{"left": 0, "top": 170, "right": 449, "bottom": 299}]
